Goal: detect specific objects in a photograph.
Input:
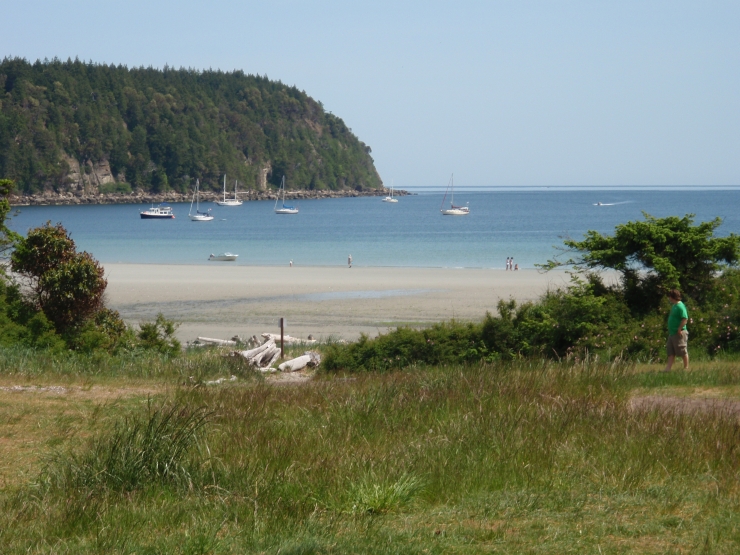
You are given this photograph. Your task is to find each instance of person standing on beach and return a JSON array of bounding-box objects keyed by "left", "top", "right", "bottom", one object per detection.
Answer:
[
  {"left": 505, "top": 257, "right": 510, "bottom": 270},
  {"left": 664, "top": 289, "right": 689, "bottom": 372},
  {"left": 348, "top": 254, "right": 352, "bottom": 268}
]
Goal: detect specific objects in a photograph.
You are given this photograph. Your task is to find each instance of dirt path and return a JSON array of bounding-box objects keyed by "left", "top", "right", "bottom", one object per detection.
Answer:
[{"left": 629, "top": 395, "right": 740, "bottom": 416}]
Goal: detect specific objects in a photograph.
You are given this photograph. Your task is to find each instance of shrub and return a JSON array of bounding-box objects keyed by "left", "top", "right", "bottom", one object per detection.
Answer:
[
  {"left": 137, "top": 313, "right": 181, "bottom": 356},
  {"left": 11, "top": 223, "right": 106, "bottom": 332}
]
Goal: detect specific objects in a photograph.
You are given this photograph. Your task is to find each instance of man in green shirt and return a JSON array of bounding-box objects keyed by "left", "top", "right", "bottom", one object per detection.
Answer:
[{"left": 664, "top": 289, "right": 689, "bottom": 372}]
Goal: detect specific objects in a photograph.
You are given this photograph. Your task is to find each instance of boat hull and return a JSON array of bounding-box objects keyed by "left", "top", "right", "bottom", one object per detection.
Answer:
[
  {"left": 189, "top": 214, "right": 214, "bottom": 221},
  {"left": 209, "top": 253, "right": 238, "bottom": 261},
  {"left": 275, "top": 208, "right": 299, "bottom": 214},
  {"left": 215, "top": 200, "right": 243, "bottom": 206},
  {"left": 140, "top": 212, "right": 175, "bottom": 219},
  {"left": 382, "top": 197, "right": 398, "bottom": 203},
  {"left": 441, "top": 208, "right": 470, "bottom": 216}
]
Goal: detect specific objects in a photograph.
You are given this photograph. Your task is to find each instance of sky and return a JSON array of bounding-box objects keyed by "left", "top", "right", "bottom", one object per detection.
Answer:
[{"left": 3, "top": 1, "right": 739, "bottom": 188}]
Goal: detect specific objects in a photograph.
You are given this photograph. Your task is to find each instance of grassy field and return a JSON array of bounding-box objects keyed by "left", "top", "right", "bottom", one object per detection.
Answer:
[{"left": 1, "top": 349, "right": 739, "bottom": 554}]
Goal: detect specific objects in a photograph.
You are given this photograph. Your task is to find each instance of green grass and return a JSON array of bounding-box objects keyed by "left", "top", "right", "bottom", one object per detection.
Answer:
[{"left": 1, "top": 357, "right": 740, "bottom": 553}]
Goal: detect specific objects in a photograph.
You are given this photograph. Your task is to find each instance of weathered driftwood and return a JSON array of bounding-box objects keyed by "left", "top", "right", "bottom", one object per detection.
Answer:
[
  {"left": 239, "top": 339, "right": 275, "bottom": 360},
  {"left": 255, "top": 345, "right": 279, "bottom": 367},
  {"left": 262, "top": 349, "right": 281, "bottom": 369},
  {"left": 278, "top": 355, "right": 311, "bottom": 372},
  {"left": 198, "top": 336, "right": 237, "bottom": 346},
  {"left": 233, "top": 339, "right": 280, "bottom": 368},
  {"left": 261, "top": 333, "right": 317, "bottom": 345},
  {"left": 278, "top": 351, "right": 322, "bottom": 372}
]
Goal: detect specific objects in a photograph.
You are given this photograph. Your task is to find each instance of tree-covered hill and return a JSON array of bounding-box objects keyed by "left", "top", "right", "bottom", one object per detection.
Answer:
[{"left": 0, "top": 58, "right": 382, "bottom": 195}]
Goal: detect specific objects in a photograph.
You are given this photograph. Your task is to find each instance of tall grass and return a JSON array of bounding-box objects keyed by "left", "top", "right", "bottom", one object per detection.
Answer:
[
  {"left": 0, "top": 344, "right": 250, "bottom": 379},
  {"left": 39, "top": 402, "right": 211, "bottom": 494},
  {"left": 2, "top": 360, "right": 740, "bottom": 552}
]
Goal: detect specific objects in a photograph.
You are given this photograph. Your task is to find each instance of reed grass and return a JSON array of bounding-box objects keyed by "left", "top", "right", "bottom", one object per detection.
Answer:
[{"left": 1, "top": 359, "right": 739, "bottom": 553}]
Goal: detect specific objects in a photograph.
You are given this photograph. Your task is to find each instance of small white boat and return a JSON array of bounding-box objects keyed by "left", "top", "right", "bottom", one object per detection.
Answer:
[
  {"left": 189, "top": 179, "right": 214, "bottom": 221},
  {"left": 382, "top": 180, "right": 399, "bottom": 203},
  {"left": 274, "top": 176, "right": 299, "bottom": 214},
  {"left": 215, "top": 175, "right": 243, "bottom": 206},
  {"left": 440, "top": 174, "right": 469, "bottom": 215},
  {"left": 209, "top": 253, "right": 238, "bottom": 261},
  {"left": 140, "top": 204, "right": 175, "bottom": 219}
]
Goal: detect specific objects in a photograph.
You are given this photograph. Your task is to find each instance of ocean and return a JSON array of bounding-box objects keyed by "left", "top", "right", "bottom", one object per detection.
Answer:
[{"left": 8, "top": 188, "right": 740, "bottom": 269}]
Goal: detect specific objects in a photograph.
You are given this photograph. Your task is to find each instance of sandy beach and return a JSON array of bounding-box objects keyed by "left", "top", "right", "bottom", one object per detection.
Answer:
[{"left": 103, "top": 264, "right": 581, "bottom": 343}]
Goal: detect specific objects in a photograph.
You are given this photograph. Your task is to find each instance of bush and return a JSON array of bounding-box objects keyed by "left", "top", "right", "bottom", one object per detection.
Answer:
[
  {"left": 11, "top": 223, "right": 106, "bottom": 332},
  {"left": 323, "top": 320, "right": 486, "bottom": 372},
  {"left": 136, "top": 313, "right": 181, "bottom": 356}
]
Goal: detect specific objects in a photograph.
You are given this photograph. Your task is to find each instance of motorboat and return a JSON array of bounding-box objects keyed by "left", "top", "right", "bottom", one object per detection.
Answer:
[
  {"left": 189, "top": 179, "right": 214, "bottom": 221},
  {"left": 274, "top": 176, "right": 299, "bottom": 214},
  {"left": 440, "top": 174, "right": 469, "bottom": 215},
  {"left": 140, "top": 204, "right": 175, "bottom": 219},
  {"left": 215, "top": 175, "right": 243, "bottom": 206},
  {"left": 209, "top": 253, "right": 238, "bottom": 261}
]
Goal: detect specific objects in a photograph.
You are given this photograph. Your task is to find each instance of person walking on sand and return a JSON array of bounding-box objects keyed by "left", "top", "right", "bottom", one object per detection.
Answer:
[
  {"left": 664, "top": 289, "right": 689, "bottom": 372},
  {"left": 348, "top": 254, "right": 352, "bottom": 268}
]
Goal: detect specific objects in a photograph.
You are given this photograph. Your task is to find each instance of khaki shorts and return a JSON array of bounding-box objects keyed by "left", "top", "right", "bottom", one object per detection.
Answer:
[{"left": 666, "top": 330, "right": 688, "bottom": 357}]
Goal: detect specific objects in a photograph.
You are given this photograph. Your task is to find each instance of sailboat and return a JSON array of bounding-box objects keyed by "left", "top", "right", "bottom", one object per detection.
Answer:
[
  {"left": 440, "top": 174, "right": 469, "bottom": 215},
  {"left": 189, "top": 179, "right": 214, "bottom": 221},
  {"left": 274, "top": 176, "right": 299, "bottom": 214},
  {"left": 382, "top": 180, "right": 399, "bottom": 203},
  {"left": 215, "top": 175, "right": 243, "bottom": 206}
]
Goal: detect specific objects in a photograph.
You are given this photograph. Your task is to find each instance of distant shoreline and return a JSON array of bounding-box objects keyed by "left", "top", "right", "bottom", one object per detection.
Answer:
[{"left": 10, "top": 188, "right": 411, "bottom": 207}]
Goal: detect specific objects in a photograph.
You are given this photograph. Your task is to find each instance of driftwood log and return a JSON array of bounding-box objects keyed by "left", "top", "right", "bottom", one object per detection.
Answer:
[
  {"left": 197, "top": 336, "right": 237, "bottom": 346},
  {"left": 278, "top": 351, "right": 322, "bottom": 372},
  {"left": 261, "top": 333, "right": 317, "bottom": 345}
]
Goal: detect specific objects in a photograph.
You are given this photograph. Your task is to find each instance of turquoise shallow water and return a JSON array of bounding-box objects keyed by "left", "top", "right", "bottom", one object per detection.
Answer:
[{"left": 8, "top": 188, "right": 740, "bottom": 269}]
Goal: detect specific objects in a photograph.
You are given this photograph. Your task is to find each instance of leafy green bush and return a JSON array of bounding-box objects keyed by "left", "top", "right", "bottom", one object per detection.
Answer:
[
  {"left": 323, "top": 270, "right": 740, "bottom": 372},
  {"left": 136, "top": 313, "right": 181, "bottom": 356},
  {"left": 323, "top": 320, "right": 487, "bottom": 372}
]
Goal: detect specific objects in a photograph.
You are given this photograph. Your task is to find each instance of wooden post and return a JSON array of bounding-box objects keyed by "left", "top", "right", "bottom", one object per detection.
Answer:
[{"left": 280, "top": 318, "right": 284, "bottom": 359}]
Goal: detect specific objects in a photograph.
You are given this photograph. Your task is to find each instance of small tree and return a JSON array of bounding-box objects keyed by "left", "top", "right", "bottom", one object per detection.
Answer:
[
  {"left": 11, "top": 223, "right": 107, "bottom": 332},
  {"left": 0, "top": 179, "right": 21, "bottom": 276},
  {"left": 542, "top": 213, "right": 740, "bottom": 312}
]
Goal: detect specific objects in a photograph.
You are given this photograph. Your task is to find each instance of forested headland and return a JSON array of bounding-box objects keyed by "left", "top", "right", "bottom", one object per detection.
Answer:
[{"left": 0, "top": 58, "right": 382, "bottom": 196}]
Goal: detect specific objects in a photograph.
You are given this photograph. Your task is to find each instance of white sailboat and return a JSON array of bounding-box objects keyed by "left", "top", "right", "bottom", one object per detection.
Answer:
[
  {"left": 274, "top": 176, "right": 299, "bottom": 214},
  {"left": 382, "top": 180, "right": 399, "bottom": 203},
  {"left": 440, "top": 174, "right": 469, "bottom": 215},
  {"left": 189, "top": 179, "right": 214, "bottom": 221},
  {"left": 215, "top": 175, "right": 243, "bottom": 206}
]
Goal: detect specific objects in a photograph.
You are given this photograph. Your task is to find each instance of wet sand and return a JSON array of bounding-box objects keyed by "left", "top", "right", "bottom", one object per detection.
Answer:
[{"left": 103, "top": 264, "right": 580, "bottom": 342}]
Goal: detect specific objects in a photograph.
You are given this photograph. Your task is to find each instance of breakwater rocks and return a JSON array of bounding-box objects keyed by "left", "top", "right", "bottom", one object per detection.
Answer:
[{"left": 10, "top": 188, "right": 410, "bottom": 207}]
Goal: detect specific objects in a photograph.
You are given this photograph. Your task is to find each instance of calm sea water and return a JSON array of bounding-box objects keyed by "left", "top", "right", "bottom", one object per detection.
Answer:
[{"left": 8, "top": 188, "right": 740, "bottom": 269}]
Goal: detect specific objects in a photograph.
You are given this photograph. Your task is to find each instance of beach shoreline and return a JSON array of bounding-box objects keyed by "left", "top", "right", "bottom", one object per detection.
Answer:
[{"left": 103, "top": 263, "right": 591, "bottom": 343}]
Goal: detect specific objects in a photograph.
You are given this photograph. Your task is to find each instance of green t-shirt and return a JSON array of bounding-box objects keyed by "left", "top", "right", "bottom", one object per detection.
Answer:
[{"left": 667, "top": 301, "right": 688, "bottom": 335}]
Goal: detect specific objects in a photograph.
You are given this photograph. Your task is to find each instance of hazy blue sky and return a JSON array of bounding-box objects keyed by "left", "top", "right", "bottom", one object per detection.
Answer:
[{"left": 4, "top": 1, "right": 739, "bottom": 187}]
